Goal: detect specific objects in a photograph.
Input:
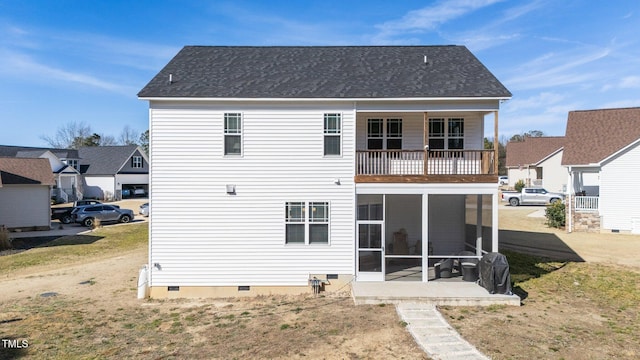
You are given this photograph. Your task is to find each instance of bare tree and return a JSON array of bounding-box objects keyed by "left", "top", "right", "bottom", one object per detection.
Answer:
[
  {"left": 118, "top": 126, "right": 139, "bottom": 145},
  {"left": 139, "top": 129, "right": 149, "bottom": 154},
  {"left": 99, "top": 134, "right": 117, "bottom": 146},
  {"left": 41, "top": 121, "right": 92, "bottom": 149}
]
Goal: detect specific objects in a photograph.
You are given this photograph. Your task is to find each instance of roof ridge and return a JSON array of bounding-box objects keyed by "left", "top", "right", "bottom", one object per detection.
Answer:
[{"left": 570, "top": 106, "right": 640, "bottom": 113}]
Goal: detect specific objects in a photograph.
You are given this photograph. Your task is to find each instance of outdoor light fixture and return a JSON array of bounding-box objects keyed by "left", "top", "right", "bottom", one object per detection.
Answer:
[{"left": 333, "top": 178, "right": 341, "bottom": 185}]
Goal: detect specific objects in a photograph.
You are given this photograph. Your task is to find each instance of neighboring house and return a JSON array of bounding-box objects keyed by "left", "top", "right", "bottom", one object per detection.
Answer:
[
  {"left": 0, "top": 145, "right": 83, "bottom": 202},
  {"left": 78, "top": 145, "right": 149, "bottom": 200},
  {"left": 505, "top": 136, "right": 565, "bottom": 192},
  {"left": 562, "top": 107, "right": 640, "bottom": 233},
  {"left": 0, "top": 157, "right": 55, "bottom": 231},
  {"left": 138, "top": 46, "right": 511, "bottom": 298}
]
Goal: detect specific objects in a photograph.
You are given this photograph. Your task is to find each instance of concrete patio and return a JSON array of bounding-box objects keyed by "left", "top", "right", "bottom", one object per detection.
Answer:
[{"left": 352, "top": 280, "right": 521, "bottom": 306}]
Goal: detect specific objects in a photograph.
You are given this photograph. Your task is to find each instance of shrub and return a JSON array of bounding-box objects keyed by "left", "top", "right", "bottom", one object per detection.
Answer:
[
  {"left": 0, "top": 226, "right": 12, "bottom": 251},
  {"left": 514, "top": 179, "right": 525, "bottom": 192},
  {"left": 545, "top": 201, "right": 566, "bottom": 228}
]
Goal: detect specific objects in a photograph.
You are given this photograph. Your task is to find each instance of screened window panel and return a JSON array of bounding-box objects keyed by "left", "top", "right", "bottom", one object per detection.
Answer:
[
  {"left": 324, "top": 135, "right": 341, "bottom": 155},
  {"left": 224, "top": 135, "right": 242, "bottom": 155},
  {"left": 358, "top": 224, "right": 382, "bottom": 248},
  {"left": 309, "top": 224, "right": 329, "bottom": 244},
  {"left": 286, "top": 224, "right": 305, "bottom": 244}
]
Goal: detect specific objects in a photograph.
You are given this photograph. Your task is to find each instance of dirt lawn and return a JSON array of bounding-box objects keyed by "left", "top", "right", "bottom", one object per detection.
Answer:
[
  {"left": 0, "top": 219, "right": 426, "bottom": 359},
  {"left": 2, "top": 204, "right": 640, "bottom": 359}
]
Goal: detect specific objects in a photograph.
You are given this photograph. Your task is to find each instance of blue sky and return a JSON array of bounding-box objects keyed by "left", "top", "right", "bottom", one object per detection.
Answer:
[{"left": 1, "top": 0, "right": 639, "bottom": 147}]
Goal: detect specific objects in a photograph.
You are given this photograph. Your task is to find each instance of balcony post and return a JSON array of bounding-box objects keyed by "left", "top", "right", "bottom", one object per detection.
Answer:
[
  {"left": 493, "top": 111, "right": 499, "bottom": 175},
  {"left": 423, "top": 112, "right": 428, "bottom": 175}
]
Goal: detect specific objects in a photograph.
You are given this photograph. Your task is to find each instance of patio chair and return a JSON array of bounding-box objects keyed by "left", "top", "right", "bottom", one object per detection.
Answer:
[
  {"left": 434, "top": 258, "right": 453, "bottom": 278},
  {"left": 458, "top": 251, "right": 479, "bottom": 282}
]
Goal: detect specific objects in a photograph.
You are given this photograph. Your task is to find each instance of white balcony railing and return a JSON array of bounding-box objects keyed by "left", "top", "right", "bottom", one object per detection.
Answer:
[
  {"left": 575, "top": 196, "right": 599, "bottom": 211},
  {"left": 355, "top": 150, "right": 495, "bottom": 176}
]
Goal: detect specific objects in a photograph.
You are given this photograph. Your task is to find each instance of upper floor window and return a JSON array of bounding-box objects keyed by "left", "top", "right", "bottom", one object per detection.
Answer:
[
  {"left": 324, "top": 113, "right": 341, "bottom": 156},
  {"left": 428, "top": 118, "right": 464, "bottom": 150},
  {"left": 65, "top": 159, "right": 79, "bottom": 170},
  {"left": 132, "top": 156, "right": 143, "bottom": 168},
  {"left": 224, "top": 113, "right": 242, "bottom": 155},
  {"left": 367, "top": 118, "right": 402, "bottom": 150}
]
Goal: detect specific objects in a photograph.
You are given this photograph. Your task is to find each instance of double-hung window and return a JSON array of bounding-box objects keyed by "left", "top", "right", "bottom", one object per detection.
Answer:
[
  {"left": 367, "top": 118, "right": 402, "bottom": 150},
  {"left": 132, "top": 156, "right": 143, "bottom": 168},
  {"left": 285, "top": 201, "right": 329, "bottom": 244},
  {"left": 224, "top": 113, "right": 242, "bottom": 155},
  {"left": 324, "top": 113, "right": 341, "bottom": 156},
  {"left": 428, "top": 118, "right": 464, "bottom": 154}
]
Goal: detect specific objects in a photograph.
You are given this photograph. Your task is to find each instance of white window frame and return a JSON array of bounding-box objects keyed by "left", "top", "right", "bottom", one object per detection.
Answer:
[
  {"left": 224, "top": 113, "right": 243, "bottom": 156},
  {"left": 132, "top": 156, "right": 143, "bottom": 168},
  {"left": 285, "top": 201, "right": 330, "bottom": 245},
  {"left": 428, "top": 117, "right": 464, "bottom": 150},
  {"left": 367, "top": 118, "right": 403, "bottom": 150},
  {"left": 65, "top": 159, "right": 79, "bottom": 170},
  {"left": 323, "top": 113, "right": 342, "bottom": 156}
]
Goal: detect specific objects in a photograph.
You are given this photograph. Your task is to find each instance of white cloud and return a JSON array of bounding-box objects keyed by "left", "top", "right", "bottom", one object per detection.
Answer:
[
  {"left": 504, "top": 47, "right": 611, "bottom": 91},
  {"left": 372, "top": 0, "right": 504, "bottom": 43},
  {"left": 0, "top": 48, "right": 136, "bottom": 95},
  {"left": 620, "top": 76, "right": 640, "bottom": 88},
  {"left": 504, "top": 92, "right": 565, "bottom": 112}
]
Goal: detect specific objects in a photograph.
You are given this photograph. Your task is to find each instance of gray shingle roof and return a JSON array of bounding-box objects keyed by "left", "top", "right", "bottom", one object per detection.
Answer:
[
  {"left": 78, "top": 145, "right": 138, "bottom": 175},
  {"left": 138, "top": 46, "right": 511, "bottom": 99},
  {"left": 0, "top": 145, "right": 79, "bottom": 160}
]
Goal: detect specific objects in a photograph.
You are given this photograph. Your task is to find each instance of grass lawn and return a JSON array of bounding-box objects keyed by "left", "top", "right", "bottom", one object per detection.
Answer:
[{"left": 0, "top": 223, "right": 147, "bottom": 276}]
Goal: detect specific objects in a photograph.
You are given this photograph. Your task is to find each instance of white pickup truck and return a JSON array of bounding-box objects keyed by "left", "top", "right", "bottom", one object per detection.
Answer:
[{"left": 501, "top": 188, "right": 565, "bottom": 206}]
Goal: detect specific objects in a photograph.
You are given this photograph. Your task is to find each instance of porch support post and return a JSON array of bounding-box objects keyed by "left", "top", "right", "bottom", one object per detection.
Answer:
[
  {"left": 476, "top": 194, "right": 482, "bottom": 257},
  {"left": 567, "top": 166, "right": 573, "bottom": 233},
  {"left": 423, "top": 112, "right": 428, "bottom": 175},
  {"left": 493, "top": 111, "right": 499, "bottom": 175},
  {"left": 422, "top": 193, "right": 429, "bottom": 282},
  {"left": 492, "top": 192, "right": 499, "bottom": 252}
]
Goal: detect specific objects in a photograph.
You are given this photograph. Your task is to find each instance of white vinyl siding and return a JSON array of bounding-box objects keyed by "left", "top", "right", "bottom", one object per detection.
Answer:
[
  {"left": 83, "top": 176, "right": 115, "bottom": 200},
  {"left": 148, "top": 102, "right": 355, "bottom": 287},
  {"left": 538, "top": 150, "right": 565, "bottom": 193},
  {"left": 600, "top": 142, "right": 640, "bottom": 231}
]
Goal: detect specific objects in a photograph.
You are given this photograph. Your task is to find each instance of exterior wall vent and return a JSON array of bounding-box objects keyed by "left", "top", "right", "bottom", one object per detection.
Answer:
[
  {"left": 168, "top": 286, "right": 180, "bottom": 291},
  {"left": 238, "top": 286, "right": 250, "bottom": 291},
  {"left": 327, "top": 274, "right": 338, "bottom": 280}
]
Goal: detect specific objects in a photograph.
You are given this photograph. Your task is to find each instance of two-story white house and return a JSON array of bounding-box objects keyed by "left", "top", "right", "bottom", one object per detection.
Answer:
[{"left": 138, "top": 46, "right": 512, "bottom": 298}]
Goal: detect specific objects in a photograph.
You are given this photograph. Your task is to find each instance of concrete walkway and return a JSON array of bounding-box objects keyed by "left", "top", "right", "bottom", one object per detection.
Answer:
[{"left": 396, "top": 303, "right": 489, "bottom": 360}]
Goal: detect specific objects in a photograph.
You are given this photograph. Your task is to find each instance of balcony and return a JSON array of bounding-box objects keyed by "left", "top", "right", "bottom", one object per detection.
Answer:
[{"left": 355, "top": 149, "right": 496, "bottom": 183}]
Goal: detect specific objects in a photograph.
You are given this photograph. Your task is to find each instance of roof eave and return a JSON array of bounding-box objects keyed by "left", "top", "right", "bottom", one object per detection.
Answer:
[{"left": 138, "top": 96, "right": 512, "bottom": 102}]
